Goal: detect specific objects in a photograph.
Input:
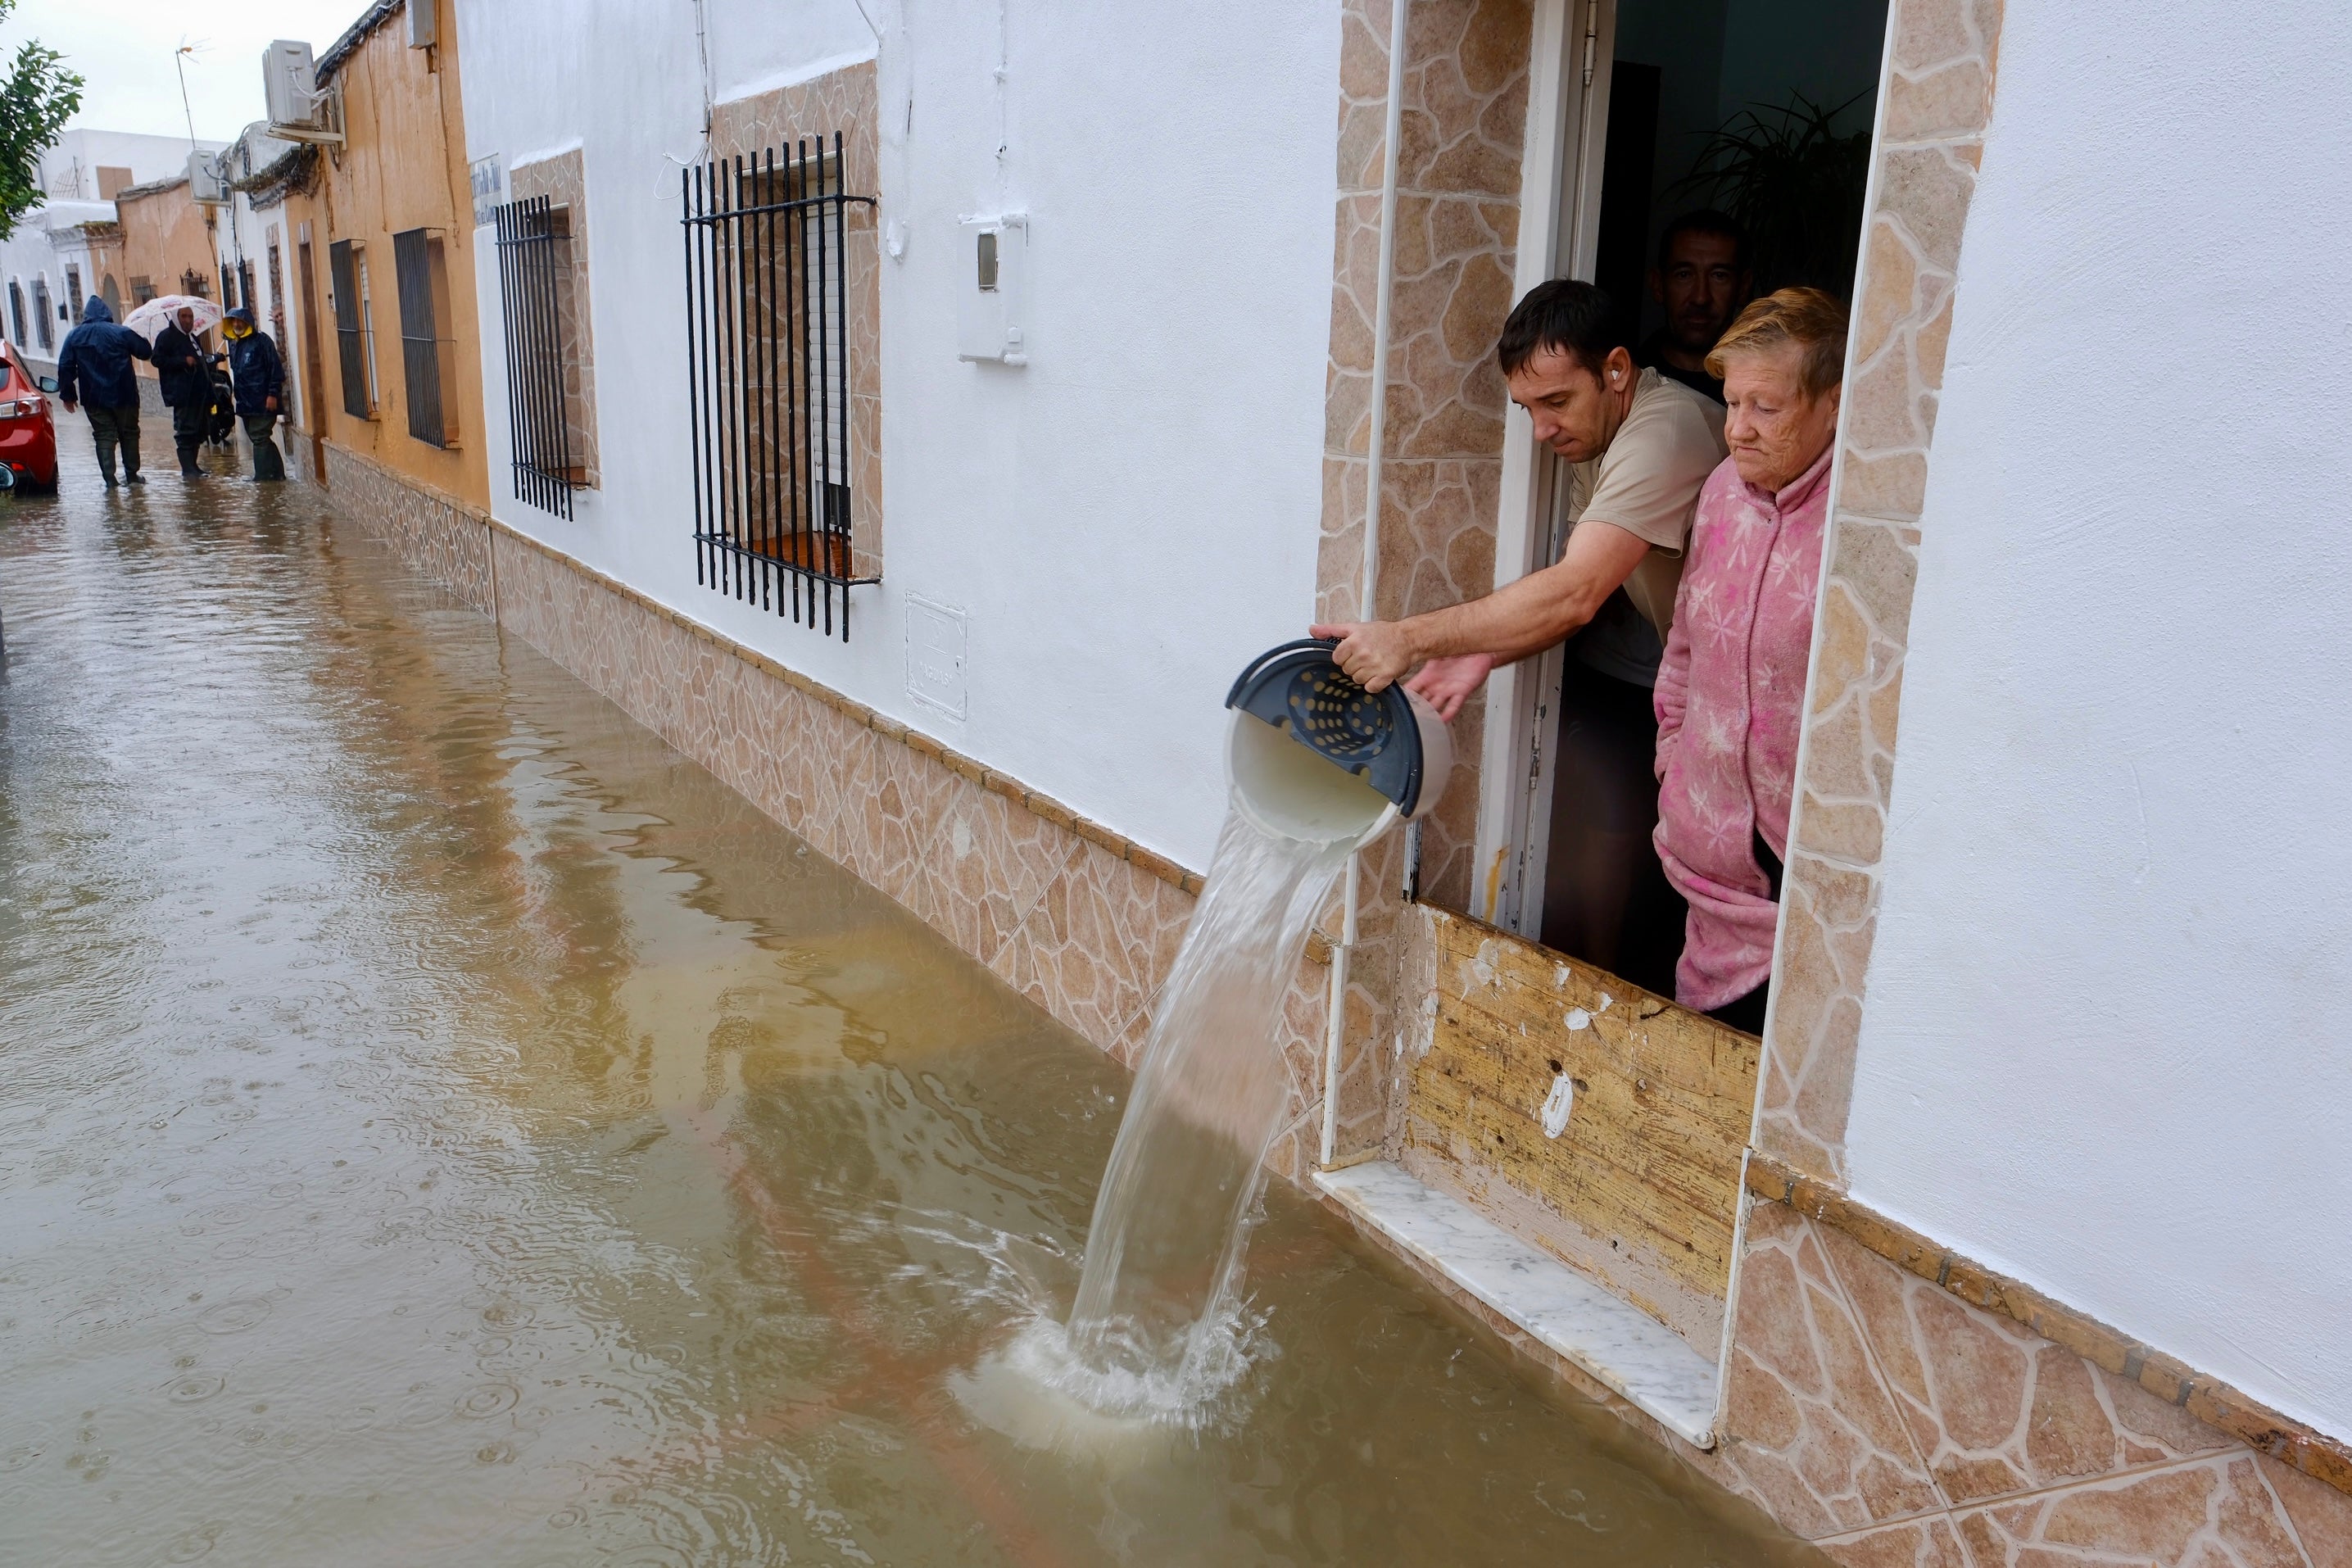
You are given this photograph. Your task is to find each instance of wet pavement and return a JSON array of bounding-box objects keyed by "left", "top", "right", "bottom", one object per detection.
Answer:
[{"left": 0, "top": 429, "right": 1824, "bottom": 1565}]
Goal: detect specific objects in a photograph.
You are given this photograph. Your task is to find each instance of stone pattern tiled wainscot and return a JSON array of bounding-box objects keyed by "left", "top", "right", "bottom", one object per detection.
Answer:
[
  {"left": 319, "top": 444, "right": 496, "bottom": 615},
  {"left": 1712, "top": 1199, "right": 2350, "bottom": 1567}
]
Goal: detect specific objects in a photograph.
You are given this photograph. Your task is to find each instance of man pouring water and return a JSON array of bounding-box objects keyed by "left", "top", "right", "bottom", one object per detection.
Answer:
[{"left": 1311, "top": 280, "right": 1725, "bottom": 984}]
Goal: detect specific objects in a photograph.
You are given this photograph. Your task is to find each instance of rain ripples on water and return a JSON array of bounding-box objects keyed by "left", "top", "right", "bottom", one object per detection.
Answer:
[{"left": 0, "top": 439, "right": 1824, "bottom": 1564}]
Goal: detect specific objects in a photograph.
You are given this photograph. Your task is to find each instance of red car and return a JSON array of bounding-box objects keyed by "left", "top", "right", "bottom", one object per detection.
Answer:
[{"left": 0, "top": 338, "right": 60, "bottom": 492}]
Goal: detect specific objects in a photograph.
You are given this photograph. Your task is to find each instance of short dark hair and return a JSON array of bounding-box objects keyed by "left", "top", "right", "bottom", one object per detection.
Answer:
[
  {"left": 1656, "top": 209, "right": 1749, "bottom": 273},
  {"left": 1495, "top": 279, "right": 1630, "bottom": 379}
]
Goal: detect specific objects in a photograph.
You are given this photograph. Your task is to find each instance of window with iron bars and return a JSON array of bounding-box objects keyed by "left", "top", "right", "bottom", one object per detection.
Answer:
[
  {"left": 392, "top": 227, "right": 460, "bottom": 449},
  {"left": 492, "top": 196, "right": 581, "bottom": 519},
  {"left": 681, "top": 134, "right": 874, "bottom": 640},
  {"left": 328, "top": 239, "right": 378, "bottom": 419}
]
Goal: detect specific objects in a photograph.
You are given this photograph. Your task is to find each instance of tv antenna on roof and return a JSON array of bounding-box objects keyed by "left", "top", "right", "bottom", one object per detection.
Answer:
[{"left": 174, "top": 37, "right": 207, "bottom": 151}]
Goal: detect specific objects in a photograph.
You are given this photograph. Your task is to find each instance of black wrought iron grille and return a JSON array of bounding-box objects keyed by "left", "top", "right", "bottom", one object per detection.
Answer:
[
  {"left": 392, "top": 228, "right": 450, "bottom": 449},
  {"left": 681, "top": 135, "right": 875, "bottom": 640},
  {"left": 328, "top": 240, "right": 368, "bottom": 419},
  {"left": 492, "top": 197, "right": 577, "bottom": 519}
]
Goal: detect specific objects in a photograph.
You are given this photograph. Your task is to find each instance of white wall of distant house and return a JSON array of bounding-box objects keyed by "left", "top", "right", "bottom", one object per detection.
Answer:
[
  {"left": 1843, "top": 0, "right": 2352, "bottom": 1442},
  {"left": 34, "top": 129, "right": 218, "bottom": 197},
  {"left": 2, "top": 130, "right": 224, "bottom": 359},
  {"left": 455, "top": 0, "right": 1338, "bottom": 869}
]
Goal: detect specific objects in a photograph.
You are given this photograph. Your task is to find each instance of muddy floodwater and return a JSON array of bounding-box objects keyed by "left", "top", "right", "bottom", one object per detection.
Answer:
[{"left": 0, "top": 438, "right": 1821, "bottom": 1567}]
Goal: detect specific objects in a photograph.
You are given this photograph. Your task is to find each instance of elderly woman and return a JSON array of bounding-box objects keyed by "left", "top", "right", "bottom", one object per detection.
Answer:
[{"left": 1652, "top": 288, "right": 1847, "bottom": 1032}]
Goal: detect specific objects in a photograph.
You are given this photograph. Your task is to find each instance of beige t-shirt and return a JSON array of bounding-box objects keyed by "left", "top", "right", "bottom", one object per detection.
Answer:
[{"left": 1559, "top": 368, "right": 1728, "bottom": 654}]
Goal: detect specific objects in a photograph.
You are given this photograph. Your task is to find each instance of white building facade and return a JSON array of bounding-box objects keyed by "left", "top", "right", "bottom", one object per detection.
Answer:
[{"left": 3, "top": 129, "right": 227, "bottom": 370}]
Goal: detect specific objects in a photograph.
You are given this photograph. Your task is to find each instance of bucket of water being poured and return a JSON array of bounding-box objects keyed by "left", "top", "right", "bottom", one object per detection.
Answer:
[{"left": 1223, "top": 637, "right": 1452, "bottom": 849}]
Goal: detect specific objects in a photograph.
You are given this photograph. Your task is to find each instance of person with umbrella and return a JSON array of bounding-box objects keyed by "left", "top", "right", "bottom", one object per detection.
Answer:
[
  {"left": 127, "top": 294, "right": 225, "bottom": 478},
  {"left": 55, "top": 296, "right": 155, "bottom": 488},
  {"left": 223, "top": 306, "right": 287, "bottom": 483},
  {"left": 152, "top": 304, "right": 215, "bottom": 478}
]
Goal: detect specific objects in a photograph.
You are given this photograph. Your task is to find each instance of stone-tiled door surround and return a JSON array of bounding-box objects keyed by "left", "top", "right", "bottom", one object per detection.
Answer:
[
  {"left": 1316, "top": 0, "right": 1991, "bottom": 1187},
  {"left": 1316, "top": 0, "right": 1539, "bottom": 1161},
  {"left": 1756, "top": 0, "right": 2001, "bottom": 1191}
]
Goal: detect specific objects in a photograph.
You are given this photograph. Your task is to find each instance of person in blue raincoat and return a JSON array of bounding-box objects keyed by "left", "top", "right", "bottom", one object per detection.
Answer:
[
  {"left": 55, "top": 296, "right": 155, "bottom": 487},
  {"left": 223, "top": 306, "right": 288, "bottom": 483}
]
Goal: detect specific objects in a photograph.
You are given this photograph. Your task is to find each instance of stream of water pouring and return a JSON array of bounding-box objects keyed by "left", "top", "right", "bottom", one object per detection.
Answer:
[{"left": 956, "top": 799, "right": 1357, "bottom": 1446}]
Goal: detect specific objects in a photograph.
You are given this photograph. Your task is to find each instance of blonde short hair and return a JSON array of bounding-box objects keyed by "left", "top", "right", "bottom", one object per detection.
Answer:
[{"left": 1705, "top": 287, "right": 1849, "bottom": 398}]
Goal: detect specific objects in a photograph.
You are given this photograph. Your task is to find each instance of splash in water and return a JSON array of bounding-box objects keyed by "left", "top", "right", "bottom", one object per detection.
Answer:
[{"left": 958, "top": 799, "right": 1356, "bottom": 1448}]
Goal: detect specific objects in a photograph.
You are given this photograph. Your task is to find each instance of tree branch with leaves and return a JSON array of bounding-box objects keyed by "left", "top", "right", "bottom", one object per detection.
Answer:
[{"left": 0, "top": 0, "right": 85, "bottom": 241}]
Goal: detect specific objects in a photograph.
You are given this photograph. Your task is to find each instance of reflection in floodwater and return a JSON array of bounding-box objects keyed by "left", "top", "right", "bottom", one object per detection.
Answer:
[{"left": 0, "top": 440, "right": 1824, "bottom": 1565}]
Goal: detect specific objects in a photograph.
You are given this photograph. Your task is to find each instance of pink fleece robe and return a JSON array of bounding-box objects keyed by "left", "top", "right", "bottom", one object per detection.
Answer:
[{"left": 1652, "top": 446, "right": 1833, "bottom": 1011}]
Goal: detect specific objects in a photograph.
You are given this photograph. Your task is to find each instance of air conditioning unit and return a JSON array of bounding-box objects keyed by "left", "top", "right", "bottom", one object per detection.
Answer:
[
  {"left": 189, "top": 150, "right": 230, "bottom": 206},
  {"left": 262, "top": 40, "right": 342, "bottom": 144},
  {"left": 406, "top": 0, "right": 437, "bottom": 48}
]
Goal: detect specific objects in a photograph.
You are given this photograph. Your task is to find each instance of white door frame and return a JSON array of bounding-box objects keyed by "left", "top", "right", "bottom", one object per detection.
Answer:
[{"left": 1471, "top": 0, "right": 1619, "bottom": 935}]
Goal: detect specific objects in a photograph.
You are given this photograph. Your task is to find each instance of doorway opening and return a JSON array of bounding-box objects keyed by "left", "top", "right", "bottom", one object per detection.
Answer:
[{"left": 1480, "top": 0, "right": 1889, "bottom": 1008}]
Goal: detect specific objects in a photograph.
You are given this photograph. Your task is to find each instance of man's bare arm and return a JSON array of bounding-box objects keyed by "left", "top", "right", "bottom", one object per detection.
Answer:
[{"left": 1311, "top": 519, "right": 1652, "bottom": 691}]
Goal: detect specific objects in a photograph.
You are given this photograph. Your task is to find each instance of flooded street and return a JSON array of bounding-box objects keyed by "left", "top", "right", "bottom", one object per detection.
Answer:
[{"left": 0, "top": 437, "right": 1817, "bottom": 1567}]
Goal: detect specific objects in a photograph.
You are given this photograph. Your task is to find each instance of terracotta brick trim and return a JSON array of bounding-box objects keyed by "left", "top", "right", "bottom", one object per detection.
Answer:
[{"left": 1744, "top": 1152, "right": 2352, "bottom": 1500}]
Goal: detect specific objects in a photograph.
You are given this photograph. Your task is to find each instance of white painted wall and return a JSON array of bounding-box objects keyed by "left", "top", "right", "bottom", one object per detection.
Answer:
[
  {"left": 455, "top": 0, "right": 1338, "bottom": 868},
  {"left": 4, "top": 129, "right": 229, "bottom": 360},
  {"left": 1845, "top": 0, "right": 2352, "bottom": 1442},
  {"left": 34, "top": 129, "right": 217, "bottom": 199}
]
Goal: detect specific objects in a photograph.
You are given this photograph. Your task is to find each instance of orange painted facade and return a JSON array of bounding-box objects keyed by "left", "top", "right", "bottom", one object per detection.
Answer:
[
  {"left": 114, "top": 179, "right": 218, "bottom": 312},
  {"left": 279, "top": 0, "right": 487, "bottom": 510}
]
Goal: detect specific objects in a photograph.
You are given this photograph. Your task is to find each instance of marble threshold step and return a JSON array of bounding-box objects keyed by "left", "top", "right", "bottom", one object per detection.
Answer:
[{"left": 1314, "top": 1160, "right": 1720, "bottom": 1448}]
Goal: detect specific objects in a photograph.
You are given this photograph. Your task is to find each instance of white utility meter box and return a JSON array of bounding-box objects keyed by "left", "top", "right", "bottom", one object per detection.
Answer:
[{"left": 957, "top": 215, "right": 1027, "bottom": 365}]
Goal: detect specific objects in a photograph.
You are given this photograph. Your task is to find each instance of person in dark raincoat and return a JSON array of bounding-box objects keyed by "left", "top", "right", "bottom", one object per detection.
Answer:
[
  {"left": 223, "top": 306, "right": 287, "bottom": 483},
  {"left": 55, "top": 296, "right": 154, "bottom": 487},
  {"left": 152, "top": 305, "right": 213, "bottom": 479}
]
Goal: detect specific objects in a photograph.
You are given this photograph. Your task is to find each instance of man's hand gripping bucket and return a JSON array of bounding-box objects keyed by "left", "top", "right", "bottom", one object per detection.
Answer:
[{"left": 1223, "top": 638, "right": 1454, "bottom": 850}]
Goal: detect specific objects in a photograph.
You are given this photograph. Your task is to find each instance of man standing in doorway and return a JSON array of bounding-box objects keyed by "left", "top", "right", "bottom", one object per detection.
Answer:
[
  {"left": 1311, "top": 280, "right": 1725, "bottom": 990},
  {"left": 154, "top": 305, "right": 211, "bottom": 479},
  {"left": 1636, "top": 211, "right": 1753, "bottom": 405},
  {"left": 54, "top": 296, "right": 153, "bottom": 488},
  {"left": 224, "top": 307, "right": 287, "bottom": 483}
]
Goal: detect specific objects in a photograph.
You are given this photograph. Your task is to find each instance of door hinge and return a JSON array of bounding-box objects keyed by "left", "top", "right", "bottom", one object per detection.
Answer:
[{"left": 1580, "top": 0, "right": 1601, "bottom": 88}]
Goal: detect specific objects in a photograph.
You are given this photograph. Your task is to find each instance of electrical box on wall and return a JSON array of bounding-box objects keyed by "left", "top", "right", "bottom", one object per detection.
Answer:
[{"left": 957, "top": 215, "right": 1027, "bottom": 366}]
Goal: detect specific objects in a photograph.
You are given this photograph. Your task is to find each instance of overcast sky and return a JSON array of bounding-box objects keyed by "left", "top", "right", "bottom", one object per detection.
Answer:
[{"left": 0, "top": 0, "right": 366, "bottom": 144}]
